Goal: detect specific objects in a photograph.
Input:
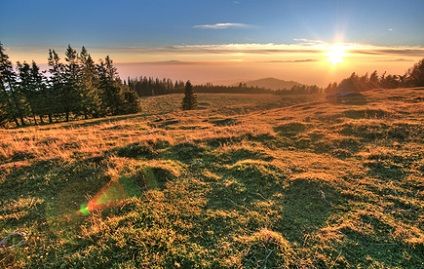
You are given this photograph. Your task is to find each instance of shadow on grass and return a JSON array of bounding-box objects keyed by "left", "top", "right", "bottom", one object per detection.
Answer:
[
  {"left": 274, "top": 122, "right": 307, "bottom": 137},
  {"left": 327, "top": 92, "right": 368, "bottom": 105},
  {"left": 343, "top": 109, "right": 391, "bottom": 119},
  {"left": 337, "top": 215, "right": 424, "bottom": 268},
  {"left": 279, "top": 179, "right": 341, "bottom": 243},
  {"left": 111, "top": 142, "right": 160, "bottom": 159},
  {"left": 162, "top": 142, "right": 206, "bottom": 163},
  {"left": 0, "top": 159, "right": 109, "bottom": 231},
  {"left": 205, "top": 160, "right": 285, "bottom": 212},
  {"left": 210, "top": 118, "right": 239, "bottom": 126},
  {"left": 41, "top": 113, "right": 145, "bottom": 130},
  {"left": 365, "top": 162, "right": 407, "bottom": 181},
  {"left": 218, "top": 148, "right": 274, "bottom": 165}
]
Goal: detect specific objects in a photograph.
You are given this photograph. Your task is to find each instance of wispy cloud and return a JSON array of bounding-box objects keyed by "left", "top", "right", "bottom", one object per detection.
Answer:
[
  {"left": 9, "top": 42, "right": 424, "bottom": 66},
  {"left": 125, "top": 60, "right": 208, "bottom": 65},
  {"left": 293, "top": 38, "right": 325, "bottom": 45},
  {"left": 193, "top": 22, "right": 251, "bottom": 30},
  {"left": 266, "top": 59, "right": 318, "bottom": 63}
]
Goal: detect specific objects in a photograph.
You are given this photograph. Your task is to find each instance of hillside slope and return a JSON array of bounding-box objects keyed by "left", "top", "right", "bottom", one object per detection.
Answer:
[
  {"left": 1, "top": 88, "right": 424, "bottom": 268},
  {"left": 242, "top": 77, "right": 301, "bottom": 90}
]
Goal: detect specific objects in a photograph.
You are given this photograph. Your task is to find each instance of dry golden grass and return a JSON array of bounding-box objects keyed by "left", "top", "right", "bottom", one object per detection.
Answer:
[{"left": 1, "top": 89, "right": 423, "bottom": 268}]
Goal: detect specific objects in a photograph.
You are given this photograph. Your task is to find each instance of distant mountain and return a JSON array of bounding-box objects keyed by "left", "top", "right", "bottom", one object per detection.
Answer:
[{"left": 240, "top": 77, "right": 302, "bottom": 90}]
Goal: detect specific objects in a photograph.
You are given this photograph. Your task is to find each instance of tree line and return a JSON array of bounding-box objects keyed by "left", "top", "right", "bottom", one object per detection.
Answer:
[
  {"left": 127, "top": 77, "right": 186, "bottom": 96},
  {"left": 127, "top": 79, "right": 276, "bottom": 95},
  {"left": 325, "top": 58, "right": 424, "bottom": 94},
  {"left": 0, "top": 43, "right": 138, "bottom": 127}
]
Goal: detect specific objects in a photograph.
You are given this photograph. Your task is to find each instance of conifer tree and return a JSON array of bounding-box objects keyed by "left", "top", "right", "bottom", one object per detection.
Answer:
[
  {"left": 97, "top": 56, "right": 121, "bottom": 115},
  {"left": 119, "top": 84, "right": 139, "bottom": 114},
  {"left": 407, "top": 59, "right": 424, "bottom": 86},
  {"left": 369, "top": 70, "right": 379, "bottom": 88},
  {"left": 0, "top": 42, "right": 23, "bottom": 126},
  {"left": 80, "top": 46, "right": 101, "bottom": 118},
  {"left": 182, "top": 80, "right": 196, "bottom": 110},
  {"left": 47, "top": 49, "right": 64, "bottom": 123},
  {"left": 30, "top": 61, "right": 48, "bottom": 123},
  {"left": 62, "top": 45, "right": 83, "bottom": 121},
  {"left": 17, "top": 62, "right": 36, "bottom": 123}
]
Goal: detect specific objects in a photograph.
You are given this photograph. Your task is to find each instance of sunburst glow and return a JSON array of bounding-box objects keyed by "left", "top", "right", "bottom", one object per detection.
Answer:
[{"left": 326, "top": 44, "right": 347, "bottom": 65}]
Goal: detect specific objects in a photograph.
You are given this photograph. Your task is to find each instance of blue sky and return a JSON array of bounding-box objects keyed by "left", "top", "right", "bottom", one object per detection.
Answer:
[
  {"left": 2, "top": 0, "right": 424, "bottom": 47},
  {"left": 1, "top": 0, "right": 424, "bottom": 85}
]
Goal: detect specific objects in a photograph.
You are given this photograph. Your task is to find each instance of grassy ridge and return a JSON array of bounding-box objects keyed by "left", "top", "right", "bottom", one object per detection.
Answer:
[{"left": 1, "top": 89, "right": 424, "bottom": 268}]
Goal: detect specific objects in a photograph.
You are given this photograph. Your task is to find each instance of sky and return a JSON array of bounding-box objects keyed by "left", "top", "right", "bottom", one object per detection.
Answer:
[{"left": 1, "top": 0, "right": 424, "bottom": 85}]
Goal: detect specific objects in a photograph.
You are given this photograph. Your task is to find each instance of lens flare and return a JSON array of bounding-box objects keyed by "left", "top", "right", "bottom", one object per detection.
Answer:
[{"left": 78, "top": 176, "right": 143, "bottom": 216}]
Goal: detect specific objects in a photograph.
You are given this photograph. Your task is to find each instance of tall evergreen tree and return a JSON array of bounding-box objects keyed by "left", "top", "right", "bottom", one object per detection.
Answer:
[
  {"left": 80, "top": 46, "right": 101, "bottom": 118},
  {"left": 182, "top": 80, "right": 196, "bottom": 110},
  {"left": 0, "top": 42, "right": 23, "bottom": 126},
  {"left": 407, "top": 59, "right": 424, "bottom": 87},
  {"left": 17, "top": 62, "right": 36, "bottom": 123},
  {"left": 62, "top": 45, "right": 83, "bottom": 121},
  {"left": 47, "top": 49, "right": 64, "bottom": 123},
  {"left": 369, "top": 70, "right": 380, "bottom": 88},
  {"left": 119, "top": 84, "right": 139, "bottom": 114},
  {"left": 30, "top": 61, "right": 48, "bottom": 123},
  {"left": 97, "top": 56, "right": 121, "bottom": 115}
]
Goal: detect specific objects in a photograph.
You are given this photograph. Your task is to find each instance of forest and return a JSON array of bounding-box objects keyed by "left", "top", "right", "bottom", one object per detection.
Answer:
[{"left": 0, "top": 43, "right": 139, "bottom": 127}]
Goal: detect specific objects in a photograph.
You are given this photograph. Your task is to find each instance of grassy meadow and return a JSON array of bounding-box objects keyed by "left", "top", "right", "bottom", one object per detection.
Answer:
[{"left": 1, "top": 89, "right": 424, "bottom": 268}]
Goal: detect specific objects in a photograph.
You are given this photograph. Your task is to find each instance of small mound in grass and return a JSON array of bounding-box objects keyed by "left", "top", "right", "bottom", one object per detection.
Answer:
[
  {"left": 241, "top": 228, "right": 294, "bottom": 268},
  {"left": 341, "top": 122, "right": 424, "bottom": 142},
  {"left": 275, "top": 122, "right": 307, "bottom": 137},
  {"left": 210, "top": 118, "right": 239, "bottom": 126},
  {"left": 230, "top": 159, "right": 284, "bottom": 185},
  {"left": 343, "top": 109, "right": 391, "bottom": 119},
  {"left": 114, "top": 143, "right": 158, "bottom": 159},
  {"left": 128, "top": 160, "right": 184, "bottom": 189},
  {"left": 220, "top": 148, "right": 274, "bottom": 164},
  {"left": 166, "top": 142, "right": 205, "bottom": 163},
  {"left": 11, "top": 151, "right": 35, "bottom": 162},
  {"left": 340, "top": 122, "right": 388, "bottom": 141},
  {"left": 227, "top": 160, "right": 285, "bottom": 197},
  {"left": 364, "top": 162, "right": 406, "bottom": 181}
]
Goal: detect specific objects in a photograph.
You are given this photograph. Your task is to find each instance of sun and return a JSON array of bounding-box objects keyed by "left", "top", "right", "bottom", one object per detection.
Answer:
[{"left": 326, "top": 44, "right": 347, "bottom": 65}]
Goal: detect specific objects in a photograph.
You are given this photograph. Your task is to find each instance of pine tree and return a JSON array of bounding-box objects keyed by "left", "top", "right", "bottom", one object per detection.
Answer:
[
  {"left": 30, "top": 61, "right": 48, "bottom": 123},
  {"left": 47, "top": 49, "right": 64, "bottom": 123},
  {"left": 80, "top": 46, "right": 101, "bottom": 118},
  {"left": 62, "top": 45, "right": 83, "bottom": 121},
  {"left": 407, "top": 58, "right": 424, "bottom": 87},
  {"left": 119, "top": 84, "right": 139, "bottom": 114},
  {"left": 17, "top": 62, "right": 36, "bottom": 124},
  {"left": 182, "top": 80, "right": 196, "bottom": 110},
  {"left": 0, "top": 42, "right": 23, "bottom": 126},
  {"left": 369, "top": 70, "right": 379, "bottom": 88},
  {"left": 97, "top": 56, "right": 121, "bottom": 115}
]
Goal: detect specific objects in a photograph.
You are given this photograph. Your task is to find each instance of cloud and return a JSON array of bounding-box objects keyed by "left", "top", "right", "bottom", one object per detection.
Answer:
[
  {"left": 125, "top": 60, "right": 207, "bottom": 65},
  {"left": 193, "top": 23, "right": 251, "bottom": 30},
  {"left": 12, "top": 42, "right": 424, "bottom": 65},
  {"left": 375, "top": 58, "right": 414, "bottom": 62},
  {"left": 169, "top": 43, "right": 319, "bottom": 54},
  {"left": 266, "top": 59, "right": 318, "bottom": 63},
  {"left": 352, "top": 48, "right": 424, "bottom": 56},
  {"left": 293, "top": 38, "right": 325, "bottom": 45}
]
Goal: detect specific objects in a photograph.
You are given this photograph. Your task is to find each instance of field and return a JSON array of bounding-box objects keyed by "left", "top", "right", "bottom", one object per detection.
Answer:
[{"left": 1, "top": 89, "right": 424, "bottom": 268}]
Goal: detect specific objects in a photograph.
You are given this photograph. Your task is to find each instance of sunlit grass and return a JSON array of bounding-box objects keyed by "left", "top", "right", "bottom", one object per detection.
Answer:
[{"left": 1, "top": 89, "right": 424, "bottom": 268}]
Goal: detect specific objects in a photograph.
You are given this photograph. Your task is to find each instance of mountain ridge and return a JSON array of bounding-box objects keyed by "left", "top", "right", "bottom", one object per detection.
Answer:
[{"left": 238, "top": 77, "right": 302, "bottom": 90}]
